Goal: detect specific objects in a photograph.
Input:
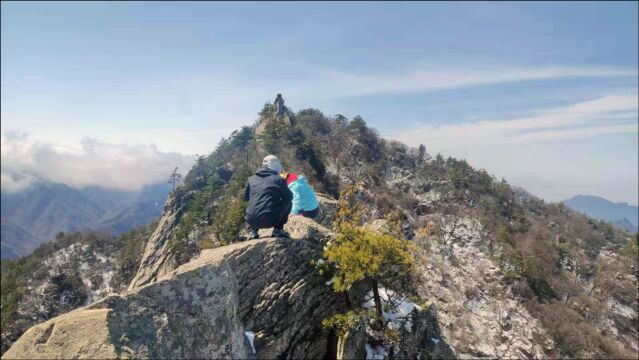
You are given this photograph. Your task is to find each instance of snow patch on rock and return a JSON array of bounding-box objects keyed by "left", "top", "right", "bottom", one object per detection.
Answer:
[
  {"left": 365, "top": 343, "right": 387, "bottom": 360},
  {"left": 244, "top": 331, "right": 256, "bottom": 354},
  {"left": 363, "top": 288, "right": 420, "bottom": 331}
]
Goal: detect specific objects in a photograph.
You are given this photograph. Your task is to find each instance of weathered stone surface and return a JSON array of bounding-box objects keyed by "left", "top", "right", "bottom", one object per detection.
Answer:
[
  {"left": 396, "top": 305, "right": 456, "bottom": 359},
  {"left": 217, "top": 238, "right": 340, "bottom": 359},
  {"left": 130, "top": 193, "right": 339, "bottom": 292},
  {"left": 4, "top": 234, "right": 341, "bottom": 359},
  {"left": 2, "top": 309, "right": 117, "bottom": 359},
  {"left": 416, "top": 215, "right": 552, "bottom": 359},
  {"left": 128, "top": 196, "right": 180, "bottom": 290},
  {"left": 337, "top": 301, "right": 456, "bottom": 360},
  {"left": 256, "top": 215, "right": 333, "bottom": 243},
  {"left": 315, "top": 194, "right": 339, "bottom": 228}
]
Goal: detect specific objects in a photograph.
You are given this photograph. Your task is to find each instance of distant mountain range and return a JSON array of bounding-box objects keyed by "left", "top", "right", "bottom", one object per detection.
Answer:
[
  {"left": 562, "top": 195, "right": 638, "bottom": 233},
  {"left": 1, "top": 182, "right": 171, "bottom": 259}
]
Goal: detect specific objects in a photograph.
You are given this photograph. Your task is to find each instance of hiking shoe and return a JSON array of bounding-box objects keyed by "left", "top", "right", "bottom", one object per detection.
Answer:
[
  {"left": 271, "top": 228, "right": 290, "bottom": 238},
  {"left": 248, "top": 229, "right": 259, "bottom": 240}
]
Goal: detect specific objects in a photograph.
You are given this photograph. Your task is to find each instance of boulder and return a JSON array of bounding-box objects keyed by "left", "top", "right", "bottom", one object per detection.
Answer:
[
  {"left": 4, "top": 236, "right": 341, "bottom": 359},
  {"left": 2, "top": 309, "right": 117, "bottom": 359}
]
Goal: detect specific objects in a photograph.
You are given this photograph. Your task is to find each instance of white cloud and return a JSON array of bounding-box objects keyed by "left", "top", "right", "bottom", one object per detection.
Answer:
[
  {"left": 393, "top": 93, "right": 638, "bottom": 148},
  {"left": 288, "top": 65, "right": 638, "bottom": 99},
  {"left": 2, "top": 64, "right": 637, "bottom": 201},
  {"left": 507, "top": 123, "right": 637, "bottom": 143},
  {"left": 392, "top": 92, "right": 639, "bottom": 204},
  {"left": 1, "top": 132, "right": 195, "bottom": 192},
  {"left": 3, "top": 64, "right": 636, "bottom": 155}
]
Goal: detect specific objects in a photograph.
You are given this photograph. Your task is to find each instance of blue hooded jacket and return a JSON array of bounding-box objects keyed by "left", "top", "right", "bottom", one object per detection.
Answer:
[{"left": 288, "top": 175, "right": 319, "bottom": 215}]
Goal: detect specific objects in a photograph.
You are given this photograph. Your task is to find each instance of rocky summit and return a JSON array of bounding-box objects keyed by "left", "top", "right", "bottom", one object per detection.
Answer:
[
  {"left": 4, "top": 218, "right": 450, "bottom": 360},
  {"left": 2, "top": 99, "right": 637, "bottom": 359},
  {"left": 5, "top": 220, "right": 337, "bottom": 359}
]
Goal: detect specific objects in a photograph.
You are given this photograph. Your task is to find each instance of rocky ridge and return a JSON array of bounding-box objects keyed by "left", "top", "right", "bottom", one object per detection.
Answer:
[
  {"left": 5, "top": 216, "right": 458, "bottom": 360},
  {"left": 128, "top": 194, "right": 339, "bottom": 291},
  {"left": 4, "top": 219, "right": 341, "bottom": 359},
  {"left": 0, "top": 233, "right": 138, "bottom": 354},
  {"left": 3, "top": 98, "right": 637, "bottom": 359}
]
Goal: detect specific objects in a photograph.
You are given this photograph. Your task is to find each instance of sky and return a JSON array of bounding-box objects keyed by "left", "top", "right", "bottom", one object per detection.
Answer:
[{"left": 1, "top": 1, "right": 638, "bottom": 204}]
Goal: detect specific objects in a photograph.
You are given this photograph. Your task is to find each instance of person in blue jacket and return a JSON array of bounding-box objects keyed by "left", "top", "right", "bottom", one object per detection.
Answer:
[
  {"left": 244, "top": 155, "right": 293, "bottom": 239},
  {"left": 282, "top": 172, "right": 320, "bottom": 218}
]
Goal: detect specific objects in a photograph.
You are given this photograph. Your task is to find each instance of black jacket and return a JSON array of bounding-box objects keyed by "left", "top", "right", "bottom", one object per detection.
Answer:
[{"left": 244, "top": 167, "right": 293, "bottom": 228}]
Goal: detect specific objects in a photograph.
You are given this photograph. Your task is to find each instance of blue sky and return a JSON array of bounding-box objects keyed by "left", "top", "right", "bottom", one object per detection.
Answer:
[{"left": 1, "top": 1, "right": 638, "bottom": 204}]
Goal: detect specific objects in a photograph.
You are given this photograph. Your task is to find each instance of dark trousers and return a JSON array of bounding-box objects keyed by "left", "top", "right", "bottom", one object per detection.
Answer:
[
  {"left": 297, "top": 207, "right": 319, "bottom": 219},
  {"left": 250, "top": 202, "right": 292, "bottom": 231},
  {"left": 274, "top": 202, "right": 292, "bottom": 230}
]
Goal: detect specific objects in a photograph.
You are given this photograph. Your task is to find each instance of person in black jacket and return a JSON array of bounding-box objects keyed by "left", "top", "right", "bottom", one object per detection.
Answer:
[{"left": 244, "top": 155, "right": 293, "bottom": 239}]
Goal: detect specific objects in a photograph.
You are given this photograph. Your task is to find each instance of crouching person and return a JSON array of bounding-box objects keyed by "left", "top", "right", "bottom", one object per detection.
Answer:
[
  {"left": 244, "top": 155, "right": 293, "bottom": 239},
  {"left": 283, "top": 172, "right": 320, "bottom": 218}
]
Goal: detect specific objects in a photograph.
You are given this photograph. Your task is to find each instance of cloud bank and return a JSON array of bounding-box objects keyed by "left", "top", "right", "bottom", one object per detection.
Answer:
[
  {"left": 393, "top": 92, "right": 639, "bottom": 204},
  {"left": 393, "top": 93, "right": 638, "bottom": 149},
  {"left": 1, "top": 131, "right": 195, "bottom": 192},
  {"left": 302, "top": 66, "right": 638, "bottom": 98}
]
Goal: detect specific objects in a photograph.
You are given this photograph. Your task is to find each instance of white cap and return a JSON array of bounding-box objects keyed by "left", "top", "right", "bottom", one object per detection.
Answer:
[{"left": 262, "top": 155, "right": 282, "bottom": 173}]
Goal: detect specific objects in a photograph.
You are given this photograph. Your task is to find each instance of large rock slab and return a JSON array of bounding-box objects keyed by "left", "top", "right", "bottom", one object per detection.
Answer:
[
  {"left": 128, "top": 196, "right": 180, "bottom": 290},
  {"left": 129, "top": 194, "right": 339, "bottom": 291},
  {"left": 4, "top": 237, "right": 341, "bottom": 359},
  {"left": 2, "top": 309, "right": 117, "bottom": 359},
  {"left": 256, "top": 215, "right": 333, "bottom": 242}
]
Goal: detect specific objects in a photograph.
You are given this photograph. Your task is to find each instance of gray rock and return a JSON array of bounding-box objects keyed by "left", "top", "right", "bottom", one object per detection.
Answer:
[
  {"left": 4, "top": 236, "right": 341, "bottom": 359},
  {"left": 130, "top": 193, "right": 340, "bottom": 291},
  {"left": 396, "top": 305, "right": 456, "bottom": 359},
  {"left": 128, "top": 196, "right": 180, "bottom": 290}
]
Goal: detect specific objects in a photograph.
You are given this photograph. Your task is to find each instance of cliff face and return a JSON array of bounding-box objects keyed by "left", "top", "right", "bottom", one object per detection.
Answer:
[
  {"left": 127, "top": 196, "right": 181, "bottom": 290},
  {"left": 384, "top": 159, "right": 638, "bottom": 358},
  {"left": 4, "top": 222, "right": 341, "bottom": 359}
]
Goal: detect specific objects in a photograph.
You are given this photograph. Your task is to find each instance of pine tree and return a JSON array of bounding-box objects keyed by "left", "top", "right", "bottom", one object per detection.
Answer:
[
  {"left": 323, "top": 186, "right": 417, "bottom": 321},
  {"left": 168, "top": 167, "right": 183, "bottom": 193}
]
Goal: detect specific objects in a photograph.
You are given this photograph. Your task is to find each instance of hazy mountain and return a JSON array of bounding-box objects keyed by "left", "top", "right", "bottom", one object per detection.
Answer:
[
  {"left": 0, "top": 182, "right": 171, "bottom": 258},
  {"left": 612, "top": 218, "right": 639, "bottom": 233},
  {"left": 0, "top": 219, "right": 40, "bottom": 259},
  {"left": 96, "top": 183, "right": 170, "bottom": 235},
  {"left": 1, "top": 183, "right": 107, "bottom": 242},
  {"left": 563, "top": 195, "right": 638, "bottom": 232},
  {"left": 80, "top": 186, "right": 139, "bottom": 212}
]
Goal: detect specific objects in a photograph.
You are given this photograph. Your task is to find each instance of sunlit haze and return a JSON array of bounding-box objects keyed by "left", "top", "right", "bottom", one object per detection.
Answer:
[{"left": 2, "top": 1, "right": 637, "bottom": 204}]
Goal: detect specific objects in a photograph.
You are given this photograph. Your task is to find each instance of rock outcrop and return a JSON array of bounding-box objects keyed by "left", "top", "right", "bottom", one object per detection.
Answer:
[
  {"left": 340, "top": 304, "right": 456, "bottom": 360},
  {"left": 4, "top": 232, "right": 341, "bottom": 359},
  {"left": 255, "top": 94, "right": 294, "bottom": 135},
  {"left": 128, "top": 196, "right": 180, "bottom": 290},
  {"left": 314, "top": 194, "right": 339, "bottom": 228},
  {"left": 5, "top": 213, "right": 459, "bottom": 360},
  {"left": 129, "top": 195, "right": 339, "bottom": 291},
  {"left": 415, "top": 215, "right": 553, "bottom": 358},
  {"left": 0, "top": 237, "right": 132, "bottom": 354}
]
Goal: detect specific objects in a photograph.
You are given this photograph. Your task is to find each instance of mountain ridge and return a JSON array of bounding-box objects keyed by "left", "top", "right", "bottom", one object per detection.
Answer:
[
  {"left": 0, "top": 181, "right": 171, "bottom": 258},
  {"left": 2, "top": 99, "right": 637, "bottom": 359},
  {"left": 563, "top": 194, "right": 638, "bottom": 232}
]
